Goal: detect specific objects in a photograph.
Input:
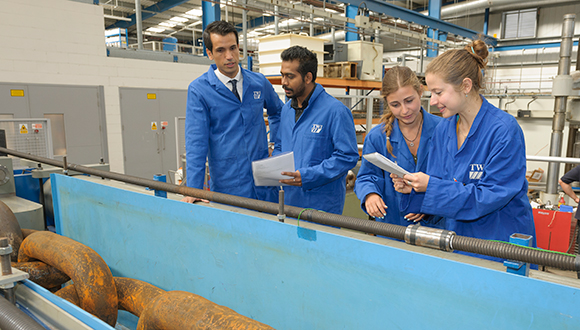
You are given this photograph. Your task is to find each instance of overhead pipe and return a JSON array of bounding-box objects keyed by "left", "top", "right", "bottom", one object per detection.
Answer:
[
  {"left": 0, "top": 147, "right": 578, "bottom": 271},
  {"left": 421, "top": 0, "right": 578, "bottom": 20},
  {"left": 546, "top": 14, "right": 576, "bottom": 195}
]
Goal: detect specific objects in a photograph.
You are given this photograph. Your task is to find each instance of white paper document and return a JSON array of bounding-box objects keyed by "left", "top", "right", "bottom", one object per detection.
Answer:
[
  {"left": 363, "top": 152, "right": 410, "bottom": 177},
  {"left": 252, "top": 152, "right": 295, "bottom": 186}
]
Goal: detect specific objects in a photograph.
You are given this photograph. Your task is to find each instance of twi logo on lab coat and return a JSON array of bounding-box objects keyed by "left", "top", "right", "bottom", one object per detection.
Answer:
[
  {"left": 311, "top": 124, "right": 323, "bottom": 133},
  {"left": 469, "top": 164, "right": 484, "bottom": 180},
  {"left": 253, "top": 91, "right": 261, "bottom": 99}
]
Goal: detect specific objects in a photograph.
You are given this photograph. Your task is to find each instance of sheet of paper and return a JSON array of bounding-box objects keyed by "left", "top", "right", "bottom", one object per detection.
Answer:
[
  {"left": 363, "top": 152, "right": 411, "bottom": 177},
  {"left": 252, "top": 151, "right": 295, "bottom": 186}
]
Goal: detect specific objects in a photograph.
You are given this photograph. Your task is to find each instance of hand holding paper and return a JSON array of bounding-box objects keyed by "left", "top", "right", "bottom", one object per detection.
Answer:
[
  {"left": 252, "top": 152, "right": 295, "bottom": 186},
  {"left": 363, "top": 152, "right": 410, "bottom": 177}
]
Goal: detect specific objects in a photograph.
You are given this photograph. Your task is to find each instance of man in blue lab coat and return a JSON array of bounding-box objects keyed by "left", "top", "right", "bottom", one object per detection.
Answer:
[
  {"left": 273, "top": 46, "right": 359, "bottom": 214},
  {"left": 183, "top": 21, "right": 283, "bottom": 203}
]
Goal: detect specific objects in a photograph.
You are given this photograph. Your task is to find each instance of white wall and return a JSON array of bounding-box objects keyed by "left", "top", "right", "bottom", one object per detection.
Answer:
[{"left": 0, "top": 0, "right": 208, "bottom": 173}]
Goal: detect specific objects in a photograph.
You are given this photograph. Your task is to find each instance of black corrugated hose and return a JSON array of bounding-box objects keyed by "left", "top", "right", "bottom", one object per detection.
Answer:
[
  {"left": 453, "top": 236, "right": 576, "bottom": 271},
  {"left": 0, "top": 147, "right": 576, "bottom": 272},
  {"left": 0, "top": 295, "right": 45, "bottom": 330}
]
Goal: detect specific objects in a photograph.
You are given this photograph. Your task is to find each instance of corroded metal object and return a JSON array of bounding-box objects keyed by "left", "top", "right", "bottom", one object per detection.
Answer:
[
  {"left": 115, "top": 277, "right": 165, "bottom": 317},
  {"left": 17, "top": 231, "right": 118, "bottom": 326},
  {"left": 55, "top": 284, "right": 79, "bottom": 306},
  {"left": 137, "top": 291, "right": 274, "bottom": 330},
  {"left": 0, "top": 200, "right": 23, "bottom": 262},
  {"left": 12, "top": 261, "right": 70, "bottom": 290},
  {"left": 59, "top": 277, "right": 274, "bottom": 330}
]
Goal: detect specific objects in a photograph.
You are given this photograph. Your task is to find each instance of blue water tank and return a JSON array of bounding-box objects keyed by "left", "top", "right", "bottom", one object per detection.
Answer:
[{"left": 163, "top": 37, "right": 178, "bottom": 52}]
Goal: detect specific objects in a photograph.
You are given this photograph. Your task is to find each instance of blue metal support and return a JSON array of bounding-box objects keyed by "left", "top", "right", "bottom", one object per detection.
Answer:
[
  {"left": 153, "top": 174, "right": 167, "bottom": 198},
  {"left": 235, "top": 16, "right": 275, "bottom": 31},
  {"left": 339, "top": 0, "right": 497, "bottom": 46},
  {"left": 483, "top": 8, "right": 490, "bottom": 36},
  {"left": 426, "top": 0, "right": 441, "bottom": 58},
  {"left": 345, "top": 5, "right": 358, "bottom": 42},
  {"left": 247, "top": 56, "right": 253, "bottom": 72},
  {"left": 202, "top": 0, "right": 221, "bottom": 56},
  {"left": 504, "top": 234, "right": 533, "bottom": 276},
  {"left": 106, "top": 0, "right": 191, "bottom": 29}
]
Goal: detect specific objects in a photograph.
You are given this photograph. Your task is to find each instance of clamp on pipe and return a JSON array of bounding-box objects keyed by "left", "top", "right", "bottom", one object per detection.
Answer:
[
  {"left": 404, "top": 224, "right": 455, "bottom": 252},
  {"left": 277, "top": 187, "right": 285, "bottom": 223},
  {"left": 0, "top": 238, "right": 28, "bottom": 304}
]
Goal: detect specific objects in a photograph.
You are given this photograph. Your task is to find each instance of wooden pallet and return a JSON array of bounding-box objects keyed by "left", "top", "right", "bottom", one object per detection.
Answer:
[{"left": 323, "top": 62, "right": 358, "bottom": 79}]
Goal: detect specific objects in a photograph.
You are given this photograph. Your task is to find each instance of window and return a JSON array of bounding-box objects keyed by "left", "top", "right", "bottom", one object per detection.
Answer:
[{"left": 502, "top": 8, "right": 537, "bottom": 39}]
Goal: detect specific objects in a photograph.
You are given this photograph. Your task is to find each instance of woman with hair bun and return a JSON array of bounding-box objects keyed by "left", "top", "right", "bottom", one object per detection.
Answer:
[
  {"left": 354, "top": 66, "right": 443, "bottom": 228},
  {"left": 394, "top": 40, "right": 536, "bottom": 260}
]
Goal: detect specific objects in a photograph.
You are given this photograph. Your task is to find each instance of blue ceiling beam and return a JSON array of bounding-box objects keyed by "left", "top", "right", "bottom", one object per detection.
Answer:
[
  {"left": 339, "top": 0, "right": 497, "bottom": 46},
  {"left": 235, "top": 16, "right": 276, "bottom": 30},
  {"left": 106, "top": 0, "right": 191, "bottom": 29}
]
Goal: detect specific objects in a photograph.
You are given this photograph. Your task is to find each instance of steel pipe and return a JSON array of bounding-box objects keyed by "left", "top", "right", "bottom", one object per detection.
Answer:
[
  {"left": 135, "top": 0, "right": 144, "bottom": 50},
  {"left": 546, "top": 14, "right": 576, "bottom": 194},
  {"left": 0, "top": 147, "right": 577, "bottom": 270},
  {"left": 527, "top": 155, "right": 580, "bottom": 164}
]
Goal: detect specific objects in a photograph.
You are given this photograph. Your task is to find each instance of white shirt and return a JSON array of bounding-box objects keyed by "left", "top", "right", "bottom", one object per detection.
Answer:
[{"left": 214, "top": 67, "right": 243, "bottom": 101}]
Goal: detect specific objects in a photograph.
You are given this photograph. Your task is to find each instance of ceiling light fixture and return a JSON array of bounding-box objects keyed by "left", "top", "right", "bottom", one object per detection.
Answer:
[
  {"left": 160, "top": 21, "right": 177, "bottom": 28},
  {"left": 170, "top": 16, "right": 189, "bottom": 23},
  {"left": 146, "top": 27, "right": 165, "bottom": 33}
]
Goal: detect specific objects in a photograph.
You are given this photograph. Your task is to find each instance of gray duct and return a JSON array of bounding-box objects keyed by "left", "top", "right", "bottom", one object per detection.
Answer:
[{"left": 421, "top": 0, "right": 578, "bottom": 19}]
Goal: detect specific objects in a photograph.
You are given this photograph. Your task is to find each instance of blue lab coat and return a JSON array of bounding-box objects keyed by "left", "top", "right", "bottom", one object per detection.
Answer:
[
  {"left": 273, "top": 84, "right": 359, "bottom": 214},
  {"left": 185, "top": 65, "right": 283, "bottom": 202},
  {"left": 401, "top": 96, "right": 536, "bottom": 260},
  {"left": 354, "top": 109, "right": 443, "bottom": 228}
]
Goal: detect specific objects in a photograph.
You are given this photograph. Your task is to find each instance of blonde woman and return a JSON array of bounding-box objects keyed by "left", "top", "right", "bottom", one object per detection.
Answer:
[{"left": 354, "top": 66, "right": 442, "bottom": 227}]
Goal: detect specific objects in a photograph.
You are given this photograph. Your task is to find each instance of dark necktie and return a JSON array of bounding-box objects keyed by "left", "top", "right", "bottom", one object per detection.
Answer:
[{"left": 229, "top": 79, "right": 241, "bottom": 101}]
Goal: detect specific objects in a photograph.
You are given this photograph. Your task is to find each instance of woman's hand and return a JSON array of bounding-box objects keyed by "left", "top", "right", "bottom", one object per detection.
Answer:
[
  {"left": 364, "top": 193, "right": 387, "bottom": 219},
  {"left": 390, "top": 173, "right": 413, "bottom": 194},
  {"left": 404, "top": 213, "right": 425, "bottom": 223},
  {"left": 402, "top": 172, "right": 430, "bottom": 193}
]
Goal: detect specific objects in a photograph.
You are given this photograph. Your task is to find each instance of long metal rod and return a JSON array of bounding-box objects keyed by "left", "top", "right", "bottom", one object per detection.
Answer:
[
  {"left": 135, "top": 0, "right": 144, "bottom": 50},
  {"left": 527, "top": 155, "right": 580, "bottom": 164},
  {"left": 1, "top": 147, "right": 577, "bottom": 271},
  {"left": 242, "top": 0, "right": 248, "bottom": 65},
  {"left": 546, "top": 14, "right": 576, "bottom": 194},
  {"left": 274, "top": 6, "right": 279, "bottom": 35}
]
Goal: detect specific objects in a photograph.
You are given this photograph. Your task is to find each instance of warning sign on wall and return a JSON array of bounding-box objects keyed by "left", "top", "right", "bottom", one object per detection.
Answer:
[
  {"left": 20, "top": 124, "right": 28, "bottom": 134},
  {"left": 161, "top": 121, "right": 168, "bottom": 129},
  {"left": 32, "top": 123, "right": 43, "bottom": 130},
  {"left": 151, "top": 122, "right": 158, "bottom": 130},
  {"left": 11, "top": 89, "right": 24, "bottom": 97}
]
